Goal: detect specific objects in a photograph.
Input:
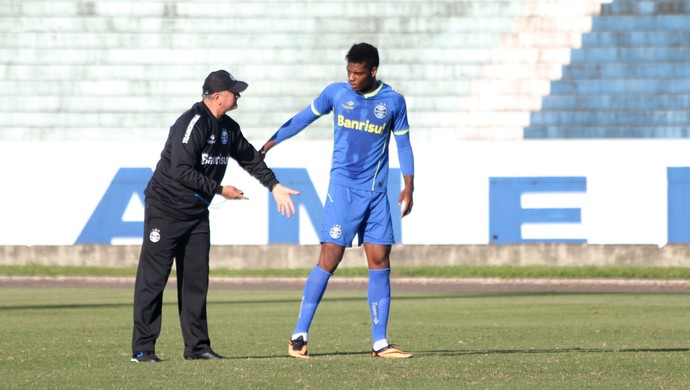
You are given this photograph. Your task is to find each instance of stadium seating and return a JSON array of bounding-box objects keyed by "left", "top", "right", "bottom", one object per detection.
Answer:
[
  {"left": 3, "top": 0, "right": 686, "bottom": 141},
  {"left": 526, "top": 0, "right": 690, "bottom": 138}
]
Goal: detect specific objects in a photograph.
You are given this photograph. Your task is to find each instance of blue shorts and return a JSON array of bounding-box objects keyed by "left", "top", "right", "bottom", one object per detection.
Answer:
[{"left": 319, "top": 183, "right": 394, "bottom": 247}]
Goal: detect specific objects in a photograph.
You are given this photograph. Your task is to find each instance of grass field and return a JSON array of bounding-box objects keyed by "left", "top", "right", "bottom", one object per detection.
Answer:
[{"left": 1, "top": 287, "right": 689, "bottom": 389}]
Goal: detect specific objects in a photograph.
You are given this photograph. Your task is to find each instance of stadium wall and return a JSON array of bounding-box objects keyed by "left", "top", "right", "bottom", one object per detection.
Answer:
[
  {"left": 3, "top": 0, "right": 690, "bottom": 268},
  {"left": 2, "top": 140, "right": 690, "bottom": 269}
]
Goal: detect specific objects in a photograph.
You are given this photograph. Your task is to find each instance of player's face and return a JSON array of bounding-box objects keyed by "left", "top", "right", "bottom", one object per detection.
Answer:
[{"left": 347, "top": 62, "right": 378, "bottom": 93}]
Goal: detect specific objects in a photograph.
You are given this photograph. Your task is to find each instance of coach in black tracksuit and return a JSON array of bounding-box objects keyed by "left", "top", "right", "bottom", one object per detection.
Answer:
[{"left": 131, "top": 70, "right": 299, "bottom": 363}]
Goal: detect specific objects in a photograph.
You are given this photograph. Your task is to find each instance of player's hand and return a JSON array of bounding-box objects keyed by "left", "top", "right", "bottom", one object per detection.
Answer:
[
  {"left": 221, "top": 185, "right": 249, "bottom": 200},
  {"left": 398, "top": 189, "right": 413, "bottom": 218},
  {"left": 258, "top": 140, "right": 277, "bottom": 160},
  {"left": 272, "top": 183, "right": 300, "bottom": 218}
]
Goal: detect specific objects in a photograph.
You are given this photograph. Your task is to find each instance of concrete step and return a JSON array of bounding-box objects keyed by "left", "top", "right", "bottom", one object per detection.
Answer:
[
  {"left": 582, "top": 31, "right": 690, "bottom": 47},
  {"left": 530, "top": 110, "right": 690, "bottom": 126},
  {"left": 562, "top": 63, "right": 690, "bottom": 79},
  {"left": 0, "top": 48, "right": 504, "bottom": 65},
  {"left": 1, "top": 1, "right": 529, "bottom": 18},
  {"left": 549, "top": 79, "right": 690, "bottom": 95},
  {"left": 0, "top": 63, "right": 550, "bottom": 81},
  {"left": 0, "top": 62, "right": 570, "bottom": 82},
  {"left": 524, "top": 126, "right": 690, "bottom": 139},
  {"left": 0, "top": 78, "right": 558, "bottom": 98},
  {"left": 0, "top": 125, "right": 528, "bottom": 142},
  {"left": 570, "top": 47, "right": 690, "bottom": 63},
  {"left": 592, "top": 15, "right": 690, "bottom": 31},
  {"left": 0, "top": 79, "right": 479, "bottom": 97},
  {"left": 0, "top": 95, "right": 470, "bottom": 112},
  {"left": 0, "top": 94, "right": 545, "bottom": 114},
  {"left": 1, "top": 16, "right": 522, "bottom": 34},
  {"left": 0, "top": 110, "right": 532, "bottom": 129},
  {"left": 601, "top": 0, "right": 690, "bottom": 15},
  {"left": 0, "top": 31, "right": 594, "bottom": 50},
  {"left": 540, "top": 95, "right": 690, "bottom": 110},
  {"left": 1, "top": 15, "right": 598, "bottom": 34},
  {"left": 0, "top": 46, "right": 582, "bottom": 66},
  {"left": 0, "top": 64, "right": 341, "bottom": 82}
]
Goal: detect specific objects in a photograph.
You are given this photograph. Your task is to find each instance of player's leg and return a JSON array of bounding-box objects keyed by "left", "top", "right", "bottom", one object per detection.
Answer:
[
  {"left": 131, "top": 204, "right": 176, "bottom": 361},
  {"left": 291, "top": 244, "right": 343, "bottom": 339},
  {"left": 288, "top": 244, "right": 342, "bottom": 358},
  {"left": 289, "top": 246, "right": 350, "bottom": 359},
  {"left": 362, "top": 192, "right": 413, "bottom": 358},
  {"left": 364, "top": 243, "right": 392, "bottom": 351},
  {"left": 289, "top": 183, "right": 362, "bottom": 358}
]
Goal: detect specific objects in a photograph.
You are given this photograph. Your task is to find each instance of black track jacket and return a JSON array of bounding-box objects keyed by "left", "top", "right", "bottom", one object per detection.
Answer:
[{"left": 145, "top": 101, "right": 279, "bottom": 219}]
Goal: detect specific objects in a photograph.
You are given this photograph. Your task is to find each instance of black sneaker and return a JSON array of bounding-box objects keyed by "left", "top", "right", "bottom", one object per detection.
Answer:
[
  {"left": 183, "top": 350, "right": 228, "bottom": 360},
  {"left": 131, "top": 351, "right": 161, "bottom": 363}
]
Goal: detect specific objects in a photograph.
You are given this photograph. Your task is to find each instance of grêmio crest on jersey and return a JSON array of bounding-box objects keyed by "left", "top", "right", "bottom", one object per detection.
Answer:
[{"left": 374, "top": 103, "right": 388, "bottom": 119}]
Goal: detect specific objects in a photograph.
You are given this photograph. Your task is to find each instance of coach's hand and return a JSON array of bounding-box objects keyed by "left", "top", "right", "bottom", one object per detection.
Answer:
[
  {"left": 221, "top": 185, "right": 249, "bottom": 200},
  {"left": 271, "top": 183, "right": 300, "bottom": 218}
]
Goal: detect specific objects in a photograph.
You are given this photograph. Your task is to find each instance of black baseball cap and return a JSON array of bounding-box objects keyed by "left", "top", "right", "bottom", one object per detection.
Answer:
[{"left": 202, "top": 70, "right": 248, "bottom": 95}]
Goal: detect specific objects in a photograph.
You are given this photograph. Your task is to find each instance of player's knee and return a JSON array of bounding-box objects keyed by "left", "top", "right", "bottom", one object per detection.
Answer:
[
  {"left": 317, "top": 258, "right": 340, "bottom": 273},
  {"left": 367, "top": 258, "right": 390, "bottom": 270},
  {"left": 318, "top": 245, "right": 345, "bottom": 272}
]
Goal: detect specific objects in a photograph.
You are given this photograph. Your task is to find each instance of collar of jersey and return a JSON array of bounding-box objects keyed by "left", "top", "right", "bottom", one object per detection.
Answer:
[{"left": 360, "top": 81, "right": 384, "bottom": 99}]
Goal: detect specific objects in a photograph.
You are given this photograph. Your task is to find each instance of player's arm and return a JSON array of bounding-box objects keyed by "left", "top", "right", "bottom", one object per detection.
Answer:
[
  {"left": 259, "top": 104, "right": 321, "bottom": 155},
  {"left": 394, "top": 129, "right": 415, "bottom": 218},
  {"left": 260, "top": 83, "right": 338, "bottom": 155},
  {"left": 391, "top": 92, "right": 415, "bottom": 218}
]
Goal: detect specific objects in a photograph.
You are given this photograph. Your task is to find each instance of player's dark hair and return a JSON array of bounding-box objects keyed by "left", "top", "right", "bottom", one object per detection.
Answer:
[{"left": 346, "top": 43, "right": 379, "bottom": 70}]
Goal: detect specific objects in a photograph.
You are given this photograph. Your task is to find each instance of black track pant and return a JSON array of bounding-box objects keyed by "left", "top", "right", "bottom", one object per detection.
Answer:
[{"left": 132, "top": 203, "right": 212, "bottom": 356}]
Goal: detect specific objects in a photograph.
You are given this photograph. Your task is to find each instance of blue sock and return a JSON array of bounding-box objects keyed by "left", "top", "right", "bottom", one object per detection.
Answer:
[
  {"left": 368, "top": 268, "right": 391, "bottom": 348},
  {"left": 292, "top": 265, "right": 332, "bottom": 339}
]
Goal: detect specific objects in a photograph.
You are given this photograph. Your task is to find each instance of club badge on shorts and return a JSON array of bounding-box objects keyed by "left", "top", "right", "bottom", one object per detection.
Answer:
[
  {"left": 149, "top": 228, "right": 161, "bottom": 243},
  {"left": 329, "top": 224, "right": 342, "bottom": 239}
]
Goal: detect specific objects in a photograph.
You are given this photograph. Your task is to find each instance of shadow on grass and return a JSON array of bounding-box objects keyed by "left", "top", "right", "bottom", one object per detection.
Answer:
[
  {"left": 0, "top": 293, "right": 468, "bottom": 311},
  {"left": 217, "top": 347, "right": 690, "bottom": 361},
  {"left": 0, "top": 291, "right": 673, "bottom": 311},
  {"left": 418, "top": 346, "right": 690, "bottom": 356}
]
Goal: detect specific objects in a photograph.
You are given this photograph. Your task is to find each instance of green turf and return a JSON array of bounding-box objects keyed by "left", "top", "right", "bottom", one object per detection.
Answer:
[
  {"left": 1, "top": 288, "right": 688, "bottom": 389},
  {"left": 3, "top": 264, "right": 690, "bottom": 279}
]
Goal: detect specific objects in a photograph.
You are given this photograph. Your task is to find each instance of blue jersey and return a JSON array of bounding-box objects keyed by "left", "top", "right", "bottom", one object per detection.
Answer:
[{"left": 271, "top": 81, "right": 414, "bottom": 192}]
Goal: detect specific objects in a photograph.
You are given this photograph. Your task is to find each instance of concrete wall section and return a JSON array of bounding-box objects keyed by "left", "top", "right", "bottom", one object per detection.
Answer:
[{"left": 2, "top": 244, "right": 689, "bottom": 269}]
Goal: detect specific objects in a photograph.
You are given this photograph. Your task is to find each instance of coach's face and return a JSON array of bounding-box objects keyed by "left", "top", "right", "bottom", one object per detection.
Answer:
[
  {"left": 215, "top": 90, "right": 240, "bottom": 113},
  {"left": 347, "top": 62, "right": 378, "bottom": 94}
]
